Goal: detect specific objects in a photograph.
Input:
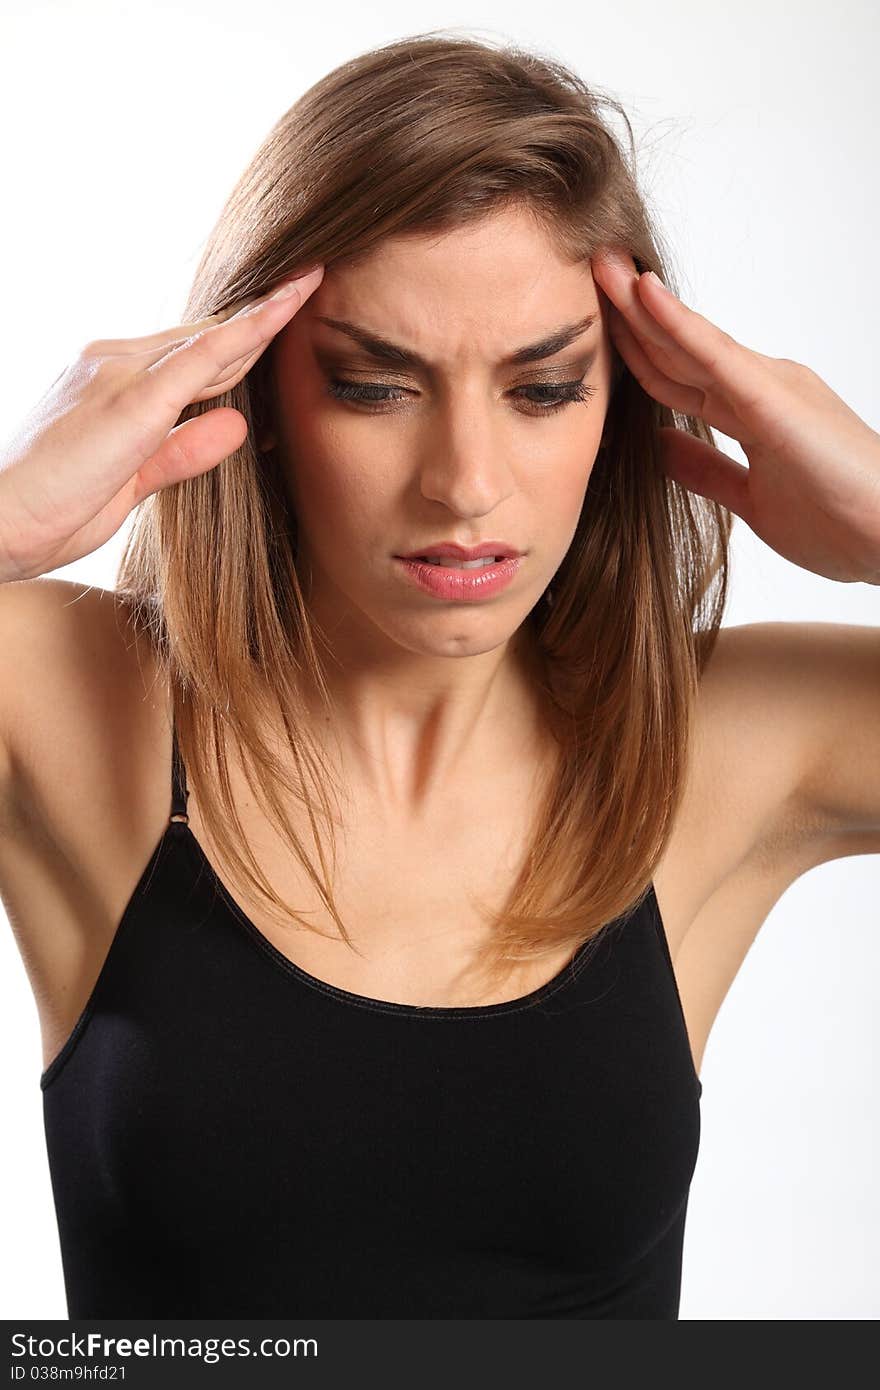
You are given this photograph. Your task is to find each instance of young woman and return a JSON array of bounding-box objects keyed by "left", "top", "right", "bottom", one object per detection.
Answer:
[{"left": 0, "top": 33, "right": 877, "bottom": 1320}]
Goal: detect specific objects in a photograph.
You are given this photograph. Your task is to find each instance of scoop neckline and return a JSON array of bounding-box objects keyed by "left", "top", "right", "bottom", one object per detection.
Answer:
[{"left": 176, "top": 821, "right": 598, "bottom": 1020}]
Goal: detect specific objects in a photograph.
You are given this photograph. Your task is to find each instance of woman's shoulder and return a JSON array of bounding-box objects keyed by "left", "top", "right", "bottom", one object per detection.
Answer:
[
  {"left": 691, "top": 619, "right": 876, "bottom": 865},
  {"left": 0, "top": 577, "right": 163, "bottom": 802},
  {"left": 0, "top": 577, "right": 173, "bottom": 1073},
  {"left": 655, "top": 618, "right": 872, "bottom": 977},
  {"left": 653, "top": 620, "right": 853, "bottom": 957},
  {"left": 0, "top": 576, "right": 172, "bottom": 943}
]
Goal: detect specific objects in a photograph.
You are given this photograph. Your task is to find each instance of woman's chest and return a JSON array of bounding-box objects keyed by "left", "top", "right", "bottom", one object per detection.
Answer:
[
  {"left": 184, "top": 766, "right": 582, "bottom": 1010},
  {"left": 42, "top": 884, "right": 701, "bottom": 1316}
]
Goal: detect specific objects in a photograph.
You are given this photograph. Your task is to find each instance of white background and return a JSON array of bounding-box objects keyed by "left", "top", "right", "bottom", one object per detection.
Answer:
[{"left": 1, "top": 0, "right": 877, "bottom": 1320}]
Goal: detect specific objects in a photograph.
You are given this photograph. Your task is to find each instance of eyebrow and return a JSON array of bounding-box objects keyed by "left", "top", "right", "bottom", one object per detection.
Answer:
[{"left": 313, "top": 312, "right": 599, "bottom": 369}]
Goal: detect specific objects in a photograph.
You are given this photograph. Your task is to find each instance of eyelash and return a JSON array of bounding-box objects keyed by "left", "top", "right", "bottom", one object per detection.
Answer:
[{"left": 324, "top": 376, "right": 598, "bottom": 416}]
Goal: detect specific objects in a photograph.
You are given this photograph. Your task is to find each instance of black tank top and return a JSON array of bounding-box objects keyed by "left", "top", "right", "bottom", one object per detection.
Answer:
[{"left": 40, "top": 724, "right": 702, "bottom": 1319}]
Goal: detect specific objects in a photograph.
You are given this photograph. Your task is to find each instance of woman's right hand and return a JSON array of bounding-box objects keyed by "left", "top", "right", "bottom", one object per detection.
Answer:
[{"left": 0, "top": 265, "right": 324, "bottom": 583}]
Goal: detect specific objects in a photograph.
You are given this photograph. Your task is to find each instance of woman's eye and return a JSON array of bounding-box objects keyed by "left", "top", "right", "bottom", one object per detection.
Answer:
[
  {"left": 517, "top": 381, "right": 597, "bottom": 413},
  {"left": 324, "top": 377, "right": 597, "bottom": 415}
]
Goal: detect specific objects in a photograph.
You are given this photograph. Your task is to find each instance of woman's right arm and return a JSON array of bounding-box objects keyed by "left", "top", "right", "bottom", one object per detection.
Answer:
[{"left": 0, "top": 264, "right": 324, "bottom": 814}]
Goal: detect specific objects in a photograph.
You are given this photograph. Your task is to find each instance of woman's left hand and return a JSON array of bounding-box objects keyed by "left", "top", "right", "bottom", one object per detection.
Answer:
[{"left": 591, "top": 247, "right": 880, "bottom": 584}]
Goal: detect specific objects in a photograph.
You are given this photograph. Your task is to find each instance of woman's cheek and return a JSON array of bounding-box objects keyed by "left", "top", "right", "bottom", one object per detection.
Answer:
[{"left": 290, "top": 433, "right": 398, "bottom": 550}]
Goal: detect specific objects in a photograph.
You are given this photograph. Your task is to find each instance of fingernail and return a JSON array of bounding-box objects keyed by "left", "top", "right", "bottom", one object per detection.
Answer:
[
  {"left": 643, "top": 270, "right": 672, "bottom": 295},
  {"left": 269, "top": 266, "right": 324, "bottom": 300}
]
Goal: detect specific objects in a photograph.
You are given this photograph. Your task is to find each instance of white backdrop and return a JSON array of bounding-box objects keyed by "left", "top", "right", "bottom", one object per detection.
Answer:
[{"left": 1, "top": 0, "right": 877, "bottom": 1321}]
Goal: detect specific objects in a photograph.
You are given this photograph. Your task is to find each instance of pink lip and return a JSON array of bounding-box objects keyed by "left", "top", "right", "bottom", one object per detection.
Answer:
[{"left": 393, "top": 555, "right": 522, "bottom": 601}]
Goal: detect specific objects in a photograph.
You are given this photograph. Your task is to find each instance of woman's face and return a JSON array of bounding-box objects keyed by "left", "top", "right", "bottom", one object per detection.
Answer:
[{"left": 263, "top": 205, "right": 616, "bottom": 659}]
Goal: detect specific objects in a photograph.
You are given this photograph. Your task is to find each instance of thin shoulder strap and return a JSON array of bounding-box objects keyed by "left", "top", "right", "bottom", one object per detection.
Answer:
[{"left": 170, "top": 717, "right": 190, "bottom": 826}]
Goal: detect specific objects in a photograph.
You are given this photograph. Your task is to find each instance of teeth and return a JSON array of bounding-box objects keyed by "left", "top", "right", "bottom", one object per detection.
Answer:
[{"left": 422, "top": 557, "right": 498, "bottom": 568}]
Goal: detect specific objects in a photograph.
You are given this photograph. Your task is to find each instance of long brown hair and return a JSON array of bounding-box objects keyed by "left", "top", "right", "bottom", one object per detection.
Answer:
[{"left": 115, "top": 30, "right": 732, "bottom": 992}]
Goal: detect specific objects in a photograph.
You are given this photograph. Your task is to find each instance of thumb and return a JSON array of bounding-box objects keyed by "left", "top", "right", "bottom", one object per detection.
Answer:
[
  {"left": 656, "top": 425, "right": 752, "bottom": 519},
  {"left": 137, "top": 409, "right": 250, "bottom": 499}
]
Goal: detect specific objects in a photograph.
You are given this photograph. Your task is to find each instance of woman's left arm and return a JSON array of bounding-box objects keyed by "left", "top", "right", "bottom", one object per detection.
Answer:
[{"left": 592, "top": 248, "right": 880, "bottom": 849}]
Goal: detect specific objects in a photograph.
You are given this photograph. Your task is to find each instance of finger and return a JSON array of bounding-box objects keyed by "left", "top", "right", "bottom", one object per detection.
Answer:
[
  {"left": 594, "top": 252, "right": 715, "bottom": 387},
  {"left": 163, "top": 280, "right": 316, "bottom": 400},
  {"left": 141, "top": 269, "right": 322, "bottom": 410},
  {"left": 635, "top": 272, "right": 765, "bottom": 404},
  {"left": 131, "top": 409, "right": 250, "bottom": 505},
  {"left": 617, "top": 299, "right": 709, "bottom": 391},
  {"left": 610, "top": 306, "right": 761, "bottom": 443},
  {"left": 88, "top": 306, "right": 242, "bottom": 357},
  {"left": 94, "top": 266, "right": 324, "bottom": 357},
  {"left": 187, "top": 340, "right": 268, "bottom": 402},
  {"left": 655, "top": 425, "right": 753, "bottom": 521},
  {"left": 591, "top": 245, "right": 640, "bottom": 281},
  {"left": 608, "top": 305, "right": 706, "bottom": 417}
]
